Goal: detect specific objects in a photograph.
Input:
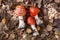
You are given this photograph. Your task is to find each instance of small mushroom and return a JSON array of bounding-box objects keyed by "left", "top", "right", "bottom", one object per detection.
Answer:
[
  {"left": 29, "top": 6, "right": 43, "bottom": 25},
  {"left": 14, "top": 5, "right": 26, "bottom": 29},
  {"left": 27, "top": 16, "right": 39, "bottom": 36}
]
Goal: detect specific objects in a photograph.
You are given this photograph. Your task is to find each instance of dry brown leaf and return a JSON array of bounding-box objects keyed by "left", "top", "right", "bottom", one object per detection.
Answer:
[
  {"left": 26, "top": 28, "right": 32, "bottom": 34},
  {"left": 2, "top": 18, "right": 6, "bottom": 24}
]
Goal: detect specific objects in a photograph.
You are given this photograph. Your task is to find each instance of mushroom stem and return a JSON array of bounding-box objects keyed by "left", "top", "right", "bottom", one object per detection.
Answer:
[
  {"left": 31, "top": 25, "right": 39, "bottom": 36},
  {"left": 35, "top": 15, "right": 43, "bottom": 25},
  {"left": 18, "top": 16, "right": 25, "bottom": 29}
]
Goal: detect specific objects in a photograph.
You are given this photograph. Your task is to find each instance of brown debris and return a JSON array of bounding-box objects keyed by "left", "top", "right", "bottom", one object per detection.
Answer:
[
  {"left": 54, "top": 0, "right": 60, "bottom": 3},
  {"left": 8, "top": 33, "right": 15, "bottom": 40},
  {"left": 37, "top": 26, "right": 40, "bottom": 31},
  {"left": 16, "top": 0, "right": 23, "bottom": 2}
]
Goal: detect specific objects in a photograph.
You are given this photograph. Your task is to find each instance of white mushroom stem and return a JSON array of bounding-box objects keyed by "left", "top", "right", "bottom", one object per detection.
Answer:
[
  {"left": 18, "top": 16, "right": 25, "bottom": 29},
  {"left": 35, "top": 15, "right": 43, "bottom": 25},
  {"left": 31, "top": 25, "right": 39, "bottom": 36}
]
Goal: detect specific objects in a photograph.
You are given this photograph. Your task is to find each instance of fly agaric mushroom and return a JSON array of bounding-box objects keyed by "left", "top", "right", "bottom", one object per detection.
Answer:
[
  {"left": 29, "top": 6, "right": 43, "bottom": 25},
  {"left": 14, "top": 5, "right": 26, "bottom": 29},
  {"left": 27, "top": 16, "right": 39, "bottom": 36}
]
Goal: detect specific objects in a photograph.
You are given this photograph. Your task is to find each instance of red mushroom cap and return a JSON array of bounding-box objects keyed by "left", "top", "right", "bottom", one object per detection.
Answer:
[
  {"left": 29, "top": 6, "right": 40, "bottom": 17},
  {"left": 14, "top": 5, "right": 26, "bottom": 16},
  {"left": 27, "top": 16, "right": 35, "bottom": 25}
]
